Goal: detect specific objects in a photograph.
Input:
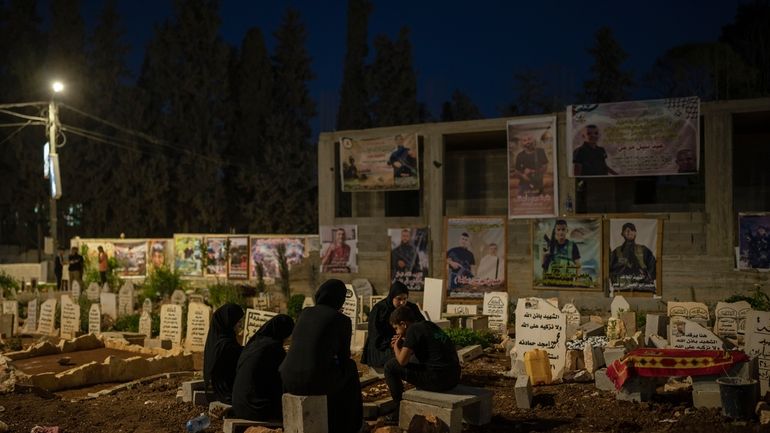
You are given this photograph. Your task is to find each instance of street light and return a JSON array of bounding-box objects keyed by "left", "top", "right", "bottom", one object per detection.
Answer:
[
  {"left": 48, "top": 80, "right": 64, "bottom": 263},
  {"left": 52, "top": 81, "right": 64, "bottom": 93}
]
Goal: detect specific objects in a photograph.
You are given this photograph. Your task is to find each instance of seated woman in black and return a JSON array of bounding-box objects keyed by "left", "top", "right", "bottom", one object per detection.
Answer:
[
  {"left": 384, "top": 305, "right": 461, "bottom": 420},
  {"left": 203, "top": 303, "right": 244, "bottom": 403},
  {"left": 232, "top": 314, "right": 294, "bottom": 421},
  {"left": 361, "top": 281, "right": 425, "bottom": 371},
  {"left": 279, "top": 279, "right": 363, "bottom": 433}
]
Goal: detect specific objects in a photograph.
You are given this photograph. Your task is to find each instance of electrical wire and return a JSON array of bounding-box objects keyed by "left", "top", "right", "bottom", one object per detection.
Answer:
[
  {"left": 0, "top": 121, "right": 36, "bottom": 147},
  {"left": 0, "top": 108, "right": 46, "bottom": 122}
]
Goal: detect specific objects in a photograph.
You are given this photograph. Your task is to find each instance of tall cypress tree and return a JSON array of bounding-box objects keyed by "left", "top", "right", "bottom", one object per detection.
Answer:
[
  {"left": 336, "top": 0, "right": 372, "bottom": 130},
  {"left": 581, "top": 26, "right": 634, "bottom": 103},
  {"left": 369, "top": 27, "right": 419, "bottom": 127},
  {"left": 721, "top": 0, "right": 770, "bottom": 96},
  {"left": 440, "top": 89, "right": 481, "bottom": 121}
]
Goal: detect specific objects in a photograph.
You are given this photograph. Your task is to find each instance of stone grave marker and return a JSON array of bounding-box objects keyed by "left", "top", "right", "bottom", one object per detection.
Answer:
[
  {"left": 515, "top": 297, "right": 567, "bottom": 380},
  {"left": 139, "top": 311, "right": 152, "bottom": 338},
  {"left": 483, "top": 292, "right": 509, "bottom": 333},
  {"left": 100, "top": 292, "right": 117, "bottom": 320},
  {"left": 142, "top": 298, "right": 152, "bottom": 315},
  {"left": 2, "top": 300, "right": 19, "bottom": 336},
  {"left": 561, "top": 303, "right": 581, "bottom": 338},
  {"left": 253, "top": 292, "right": 271, "bottom": 310},
  {"left": 342, "top": 284, "right": 359, "bottom": 332},
  {"left": 667, "top": 301, "right": 710, "bottom": 326},
  {"left": 423, "top": 278, "right": 445, "bottom": 322},
  {"left": 302, "top": 296, "right": 315, "bottom": 310},
  {"left": 23, "top": 299, "right": 37, "bottom": 333},
  {"left": 185, "top": 302, "right": 211, "bottom": 352},
  {"left": 37, "top": 298, "right": 57, "bottom": 336},
  {"left": 86, "top": 282, "right": 101, "bottom": 301},
  {"left": 446, "top": 304, "right": 478, "bottom": 315},
  {"left": 60, "top": 295, "right": 80, "bottom": 340},
  {"left": 71, "top": 280, "right": 81, "bottom": 300},
  {"left": 670, "top": 318, "right": 723, "bottom": 350},
  {"left": 171, "top": 289, "right": 187, "bottom": 306},
  {"left": 368, "top": 295, "right": 385, "bottom": 312},
  {"left": 242, "top": 308, "right": 278, "bottom": 345},
  {"left": 713, "top": 301, "right": 752, "bottom": 338},
  {"left": 188, "top": 294, "right": 204, "bottom": 304},
  {"left": 745, "top": 310, "right": 770, "bottom": 396},
  {"left": 159, "top": 304, "right": 183, "bottom": 344},
  {"left": 610, "top": 295, "right": 631, "bottom": 318},
  {"left": 118, "top": 281, "right": 135, "bottom": 317},
  {"left": 88, "top": 303, "right": 101, "bottom": 335}
]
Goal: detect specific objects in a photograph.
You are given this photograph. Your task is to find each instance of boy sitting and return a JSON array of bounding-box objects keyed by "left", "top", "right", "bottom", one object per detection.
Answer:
[{"left": 384, "top": 305, "right": 461, "bottom": 422}]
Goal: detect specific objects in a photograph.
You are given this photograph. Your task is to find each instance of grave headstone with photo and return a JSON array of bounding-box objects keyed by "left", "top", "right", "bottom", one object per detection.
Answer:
[
  {"left": 86, "top": 282, "right": 101, "bottom": 301},
  {"left": 713, "top": 301, "right": 752, "bottom": 338},
  {"left": 60, "top": 295, "right": 80, "bottom": 340},
  {"left": 744, "top": 310, "right": 770, "bottom": 396},
  {"left": 118, "top": 281, "right": 135, "bottom": 317},
  {"left": 446, "top": 304, "right": 478, "bottom": 315},
  {"left": 159, "top": 304, "right": 183, "bottom": 344},
  {"left": 242, "top": 308, "right": 278, "bottom": 345},
  {"left": 483, "top": 292, "right": 509, "bottom": 333},
  {"left": 88, "top": 303, "right": 101, "bottom": 335},
  {"left": 100, "top": 292, "right": 117, "bottom": 320},
  {"left": 186, "top": 302, "right": 211, "bottom": 352},
  {"left": 515, "top": 297, "right": 567, "bottom": 380},
  {"left": 670, "top": 318, "right": 723, "bottom": 350},
  {"left": 37, "top": 298, "right": 57, "bottom": 336},
  {"left": 139, "top": 311, "right": 152, "bottom": 338},
  {"left": 423, "top": 278, "right": 445, "bottom": 322}
]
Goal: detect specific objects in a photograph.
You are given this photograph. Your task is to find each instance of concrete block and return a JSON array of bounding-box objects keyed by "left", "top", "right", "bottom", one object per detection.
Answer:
[
  {"left": 465, "top": 316, "right": 488, "bottom": 331},
  {"left": 583, "top": 345, "right": 605, "bottom": 373},
  {"left": 144, "top": 338, "right": 172, "bottom": 350},
  {"left": 223, "top": 419, "right": 281, "bottom": 433},
  {"left": 401, "top": 385, "right": 491, "bottom": 426},
  {"left": 619, "top": 311, "right": 637, "bottom": 335},
  {"left": 182, "top": 379, "right": 204, "bottom": 403},
  {"left": 399, "top": 400, "right": 461, "bottom": 433},
  {"left": 645, "top": 314, "right": 668, "bottom": 346},
  {"left": 282, "top": 393, "right": 328, "bottom": 433},
  {"left": 565, "top": 349, "right": 584, "bottom": 373},
  {"left": 192, "top": 390, "right": 208, "bottom": 406},
  {"left": 208, "top": 400, "right": 232, "bottom": 419},
  {"left": 616, "top": 377, "right": 655, "bottom": 402},
  {"left": 692, "top": 382, "right": 721, "bottom": 409},
  {"left": 594, "top": 368, "right": 615, "bottom": 392},
  {"left": 457, "top": 345, "right": 483, "bottom": 365},
  {"left": 578, "top": 321, "right": 605, "bottom": 337},
  {"left": 514, "top": 375, "right": 532, "bottom": 409},
  {"left": 603, "top": 347, "right": 627, "bottom": 366}
]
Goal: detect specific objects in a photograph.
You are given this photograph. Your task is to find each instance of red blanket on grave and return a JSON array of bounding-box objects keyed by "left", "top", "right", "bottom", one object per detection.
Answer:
[{"left": 605, "top": 348, "right": 749, "bottom": 390}]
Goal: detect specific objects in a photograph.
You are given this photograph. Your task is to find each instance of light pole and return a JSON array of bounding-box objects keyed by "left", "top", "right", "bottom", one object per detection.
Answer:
[{"left": 48, "top": 81, "right": 64, "bottom": 256}]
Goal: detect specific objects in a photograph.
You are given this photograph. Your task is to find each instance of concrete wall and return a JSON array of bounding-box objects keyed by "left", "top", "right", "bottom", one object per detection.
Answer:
[{"left": 318, "top": 98, "right": 770, "bottom": 309}]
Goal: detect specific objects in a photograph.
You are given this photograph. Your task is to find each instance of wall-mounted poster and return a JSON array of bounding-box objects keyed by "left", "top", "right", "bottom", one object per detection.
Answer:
[
  {"left": 507, "top": 116, "right": 558, "bottom": 218},
  {"left": 533, "top": 218, "right": 602, "bottom": 290},
  {"left": 320, "top": 225, "right": 358, "bottom": 273},
  {"left": 80, "top": 241, "right": 115, "bottom": 272},
  {"left": 567, "top": 97, "right": 700, "bottom": 177},
  {"left": 114, "top": 240, "right": 147, "bottom": 277},
  {"left": 147, "top": 239, "right": 172, "bottom": 272},
  {"left": 174, "top": 235, "right": 203, "bottom": 277},
  {"left": 444, "top": 217, "right": 506, "bottom": 298},
  {"left": 608, "top": 218, "right": 662, "bottom": 295},
  {"left": 250, "top": 237, "right": 306, "bottom": 279},
  {"left": 339, "top": 133, "right": 419, "bottom": 192},
  {"left": 205, "top": 237, "right": 227, "bottom": 277},
  {"left": 228, "top": 236, "right": 249, "bottom": 279},
  {"left": 388, "top": 228, "right": 429, "bottom": 291},
  {"left": 738, "top": 213, "right": 770, "bottom": 270}
]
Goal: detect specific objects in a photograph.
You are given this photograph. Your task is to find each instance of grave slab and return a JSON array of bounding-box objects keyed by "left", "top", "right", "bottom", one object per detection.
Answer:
[
  {"left": 182, "top": 379, "right": 204, "bottom": 402},
  {"left": 514, "top": 375, "right": 532, "bottom": 409},
  {"left": 223, "top": 419, "right": 282, "bottom": 433},
  {"left": 594, "top": 368, "right": 615, "bottom": 392},
  {"left": 282, "top": 394, "right": 328, "bottom": 433}
]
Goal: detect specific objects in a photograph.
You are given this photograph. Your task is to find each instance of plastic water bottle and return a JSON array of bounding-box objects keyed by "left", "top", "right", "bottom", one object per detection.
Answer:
[{"left": 185, "top": 413, "right": 210, "bottom": 432}]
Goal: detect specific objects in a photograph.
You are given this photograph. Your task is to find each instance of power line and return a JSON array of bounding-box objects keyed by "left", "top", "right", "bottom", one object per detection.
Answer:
[{"left": 0, "top": 121, "right": 36, "bottom": 147}]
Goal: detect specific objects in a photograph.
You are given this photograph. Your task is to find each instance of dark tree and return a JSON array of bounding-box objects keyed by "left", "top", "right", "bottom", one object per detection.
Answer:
[
  {"left": 440, "top": 89, "right": 481, "bottom": 121},
  {"left": 581, "top": 26, "right": 634, "bottom": 103},
  {"left": 369, "top": 27, "right": 419, "bottom": 127},
  {"left": 337, "top": 0, "right": 372, "bottom": 130},
  {"left": 721, "top": 0, "right": 770, "bottom": 96}
]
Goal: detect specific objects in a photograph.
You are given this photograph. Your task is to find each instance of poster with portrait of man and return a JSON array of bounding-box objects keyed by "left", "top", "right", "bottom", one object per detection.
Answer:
[
  {"left": 388, "top": 228, "right": 429, "bottom": 291},
  {"left": 320, "top": 225, "right": 358, "bottom": 273},
  {"left": 738, "top": 213, "right": 770, "bottom": 271},
  {"left": 567, "top": 97, "right": 700, "bottom": 177},
  {"left": 205, "top": 237, "right": 227, "bottom": 277},
  {"left": 444, "top": 217, "right": 506, "bottom": 298},
  {"left": 174, "top": 235, "right": 203, "bottom": 277},
  {"left": 147, "top": 239, "right": 172, "bottom": 272},
  {"left": 608, "top": 218, "right": 662, "bottom": 295},
  {"left": 533, "top": 218, "right": 602, "bottom": 291},
  {"left": 227, "top": 236, "right": 249, "bottom": 280},
  {"left": 250, "top": 237, "right": 306, "bottom": 279},
  {"left": 507, "top": 116, "right": 558, "bottom": 218},
  {"left": 113, "top": 240, "right": 147, "bottom": 277},
  {"left": 339, "top": 133, "right": 419, "bottom": 192}
]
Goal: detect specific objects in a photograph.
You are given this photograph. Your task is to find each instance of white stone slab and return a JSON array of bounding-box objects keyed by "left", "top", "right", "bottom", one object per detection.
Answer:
[
  {"left": 713, "top": 301, "right": 752, "bottom": 338},
  {"left": 139, "top": 311, "right": 152, "bottom": 338},
  {"left": 23, "top": 299, "right": 37, "bottom": 333},
  {"left": 744, "top": 310, "right": 770, "bottom": 396},
  {"left": 88, "top": 303, "right": 101, "bottom": 335},
  {"left": 2, "top": 300, "right": 18, "bottom": 336},
  {"left": 515, "top": 297, "right": 567, "bottom": 380},
  {"left": 561, "top": 303, "right": 581, "bottom": 338},
  {"left": 342, "top": 284, "right": 358, "bottom": 331},
  {"left": 159, "top": 304, "right": 183, "bottom": 344},
  {"left": 100, "top": 292, "right": 117, "bottom": 320},
  {"left": 302, "top": 296, "right": 315, "bottom": 310},
  {"left": 142, "top": 298, "right": 152, "bottom": 315},
  {"left": 71, "top": 280, "right": 81, "bottom": 300},
  {"left": 667, "top": 301, "right": 710, "bottom": 322},
  {"left": 86, "top": 282, "right": 101, "bottom": 301},
  {"left": 118, "top": 281, "right": 135, "bottom": 317},
  {"left": 670, "top": 318, "right": 723, "bottom": 350},
  {"left": 423, "top": 278, "right": 445, "bottom": 322},
  {"left": 610, "top": 295, "right": 631, "bottom": 318},
  {"left": 37, "top": 298, "right": 57, "bottom": 336},
  {"left": 483, "top": 292, "right": 508, "bottom": 333},
  {"left": 186, "top": 302, "right": 211, "bottom": 352},
  {"left": 242, "top": 308, "right": 278, "bottom": 345},
  {"left": 170, "top": 289, "right": 186, "bottom": 306},
  {"left": 446, "top": 304, "right": 478, "bottom": 315}
]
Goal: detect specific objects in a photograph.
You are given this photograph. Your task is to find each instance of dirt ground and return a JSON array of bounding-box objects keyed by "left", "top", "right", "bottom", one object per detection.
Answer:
[{"left": 1, "top": 346, "right": 768, "bottom": 433}]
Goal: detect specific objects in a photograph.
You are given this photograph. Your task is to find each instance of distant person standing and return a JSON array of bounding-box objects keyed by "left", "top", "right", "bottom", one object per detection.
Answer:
[
  {"left": 68, "top": 247, "right": 84, "bottom": 289},
  {"left": 97, "top": 246, "right": 108, "bottom": 286},
  {"left": 572, "top": 124, "right": 618, "bottom": 176},
  {"left": 54, "top": 248, "right": 65, "bottom": 290}
]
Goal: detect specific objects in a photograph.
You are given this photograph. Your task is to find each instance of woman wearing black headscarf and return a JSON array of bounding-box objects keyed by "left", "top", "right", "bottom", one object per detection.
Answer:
[
  {"left": 203, "top": 303, "right": 244, "bottom": 404},
  {"left": 232, "top": 314, "right": 294, "bottom": 421},
  {"left": 279, "top": 279, "right": 363, "bottom": 433},
  {"left": 361, "top": 281, "right": 425, "bottom": 370}
]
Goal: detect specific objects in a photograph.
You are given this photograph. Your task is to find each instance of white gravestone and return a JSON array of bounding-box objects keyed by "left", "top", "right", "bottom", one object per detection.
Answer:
[
  {"left": 369, "top": 295, "right": 385, "bottom": 312},
  {"left": 561, "top": 303, "right": 581, "bottom": 338},
  {"left": 24, "top": 299, "right": 38, "bottom": 333},
  {"left": 2, "top": 300, "right": 19, "bottom": 336},
  {"left": 744, "top": 310, "right": 770, "bottom": 396},
  {"left": 139, "top": 311, "right": 152, "bottom": 338},
  {"left": 86, "top": 282, "right": 101, "bottom": 301},
  {"left": 483, "top": 292, "right": 509, "bottom": 333},
  {"left": 188, "top": 294, "right": 204, "bottom": 304},
  {"left": 142, "top": 298, "right": 152, "bottom": 315},
  {"left": 159, "top": 304, "right": 183, "bottom": 344},
  {"left": 100, "top": 292, "right": 117, "bottom": 320},
  {"left": 670, "top": 318, "right": 724, "bottom": 350},
  {"left": 302, "top": 296, "right": 315, "bottom": 310},
  {"left": 242, "top": 308, "right": 278, "bottom": 345},
  {"left": 713, "top": 301, "right": 752, "bottom": 338},
  {"left": 667, "top": 301, "right": 710, "bottom": 323},
  {"left": 171, "top": 289, "right": 187, "bottom": 306},
  {"left": 446, "top": 304, "right": 478, "bottom": 315},
  {"left": 60, "top": 295, "right": 80, "bottom": 340},
  {"left": 118, "top": 281, "right": 135, "bottom": 317},
  {"left": 610, "top": 295, "right": 631, "bottom": 318},
  {"left": 71, "top": 280, "right": 81, "bottom": 300},
  {"left": 342, "top": 284, "right": 359, "bottom": 333},
  {"left": 423, "top": 278, "right": 445, "bottom": 322},
  {"left": 515, "top": 297, "right": 567, "bottom": 380},
  {"left": 185, "top": 302, "right": 211, "bottom": 352},
  {"left": 88, "top": 303, "right": 101, "bottom": 335},
  {"left": 253, "top": 292, "right": 271, "bottom": 310},
  {"left": 37, "top": 298, "right": 57, "bottom": 336}
]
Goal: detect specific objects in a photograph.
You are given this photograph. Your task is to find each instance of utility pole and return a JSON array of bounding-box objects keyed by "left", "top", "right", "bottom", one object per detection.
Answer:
[{"left": 48, "top": 82, "right": 64, "bottom": 255}]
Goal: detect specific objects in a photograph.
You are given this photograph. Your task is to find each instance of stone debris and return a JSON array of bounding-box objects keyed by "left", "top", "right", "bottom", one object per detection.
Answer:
[{"left": 566, "top": 336, "right": 608, "bottom": 351}]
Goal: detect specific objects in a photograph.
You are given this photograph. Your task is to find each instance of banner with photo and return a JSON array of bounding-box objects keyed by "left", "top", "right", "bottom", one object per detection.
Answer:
[
  {"left": 388, "top": 228, "right": 429, "bottom": 291},
  {"left": 147, "top": 239, "right": 172, "bottom": 272},
  {"left": 205, "top": 237, "right": 227, "bottom": 277},
  {"left": 114, "top": 240, "right": 147, "bottom": 277},
  {"left": 174, "top": 235, "right": 203, "bottom": 277},
  {"left": 444, "top": 217, "right": 506, "bottom": 298},
  {"left": 533, "top": 218, "right": 602, "bottom": 290},
  {"left": 81, "top": 241, "right": 115, "bottom": 272},
  {"left": 738, "top": 213, "right": 770, "bottom": 271},
  {"left": 507, "top": 116, "right": 558, "bottom": 218},
  {"left": 228, "top": 236, "right": 249, "bottom": 280},
  {"left": 339, "top": 133, "right": 419, "bottom": 192},
  {"left": 608, "top": 218, "right": 662, "bottom": 295},
  {"left": 320, "top": 225, "right": 358, "bottom": 273},
  {"left": 567, "top": 97, "right": 700, "bottom": 177},
  {"left": 250, "top": 237, "right": 306, "bottom": 279}
]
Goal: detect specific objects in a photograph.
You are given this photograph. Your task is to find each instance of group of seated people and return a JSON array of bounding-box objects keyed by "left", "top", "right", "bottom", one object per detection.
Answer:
[{"left": 202, "top": 279, "right": 461, "bottom": 432}]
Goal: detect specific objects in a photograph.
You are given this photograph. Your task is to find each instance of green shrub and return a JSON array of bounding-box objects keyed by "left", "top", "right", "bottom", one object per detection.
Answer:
[
  {"left": 143, "top": 266, "right": 186, "bottom": 301},
  {"left": 113, "top": 313, "right": 140, "bottom": 332},
  {"left": 287, "top": 294, "right": 306, "bottom": 319},
  {"left": 84, "top": 256, "right": 122, "bottom": 290},
  {"left": 208, "top": 282, "right": 246, "bottom": 310},
  {"left": 444, "top": 327, "right": 500, "bottom": 348},
  {"left": 78, "top": 296, "right": 94, "bottom": 333},
  {"left": 725, "top": 285, "right": 770, "bottom": 311},
  {"left": 0, "top": 270, "right": 20, "bottom": 297}
]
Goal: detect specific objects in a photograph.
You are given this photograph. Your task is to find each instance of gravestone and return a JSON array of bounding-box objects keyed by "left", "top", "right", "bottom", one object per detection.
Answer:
[
  {"left": 100, "top": 292, "right": 117, "bottom": 320},
  {"left": 254, "top": 292, "right": 270, "bottom": 310},
  {"left": 242, "top": 308, "right": 278, "bottom": 345},
  {"left": 744, "top": 310, "right": 770, "bottom": 396},
  {"left": 713, "top": 301, "right": 752, "bottom": 338},
  {"left": 669, "top": 318, "right": 723, "bottom": 350},
  {"left": 369, "top": 295, "right": 385, "bottom": 312},
  {"left": 37, "top": 298, "right": 57, "bottom": 336},
  {"left": 610, "top": 295, "right": 631, "bottom": 318},
  {"left": 159, "top": 304, "right": 183, "bottom": 344},
  {"left": 667, "top": 301, "right": 710, "bottom": 325},
  {"left": 423, "top": 278, "right": 445, "bottom": 322},
  {"left": 142, "top": 298, "right": 152, "bottom": 315},
  {"left": 60, "top": 295, "right": 80, "bottom": 339},
  {"left": 188, "top": 294, "right": 204, "bottom": 304},
  {"left": 515, "top": 297, "right": 567, "bottom": 380},
  {"left": 561, "top": 303, "right": 581, "bottom": 338},
  {"left": 118, "top": 281, "right": 135, "bottom": 317},
  {"left": 302, "top": 296, "right": 315, "bottom": 310},
  {"left": 186, "top": 302, "right": 212, "bottom": 352},
  {"left": 88, "top": 303, "right": 101, "bottom": 335},
  {"left": 23, "top": 299, "right": 38, "bottom": 333},
  {"left": 446, "top": 304, "right": 478, "bottom": 315},
  {"left": 342, "top": 284, "right": 358, "bottom": 332},
  {"left": 171, "top": 290, "right": 187, "bottom": 306},
  {"left": 86, "top": 282, "right": 101, "bottom": 301},
  {"left": 71, "top": 280, "right": 81, "bottom": 300},
  {"left": 2, "top": 300, "right": 18, "bottom": 336},
  {"left": 139, "top": 311, "right": 152, "bottom": 338},
  {"left": 483, "top": 292, "right": 508, "bottom": 333}
]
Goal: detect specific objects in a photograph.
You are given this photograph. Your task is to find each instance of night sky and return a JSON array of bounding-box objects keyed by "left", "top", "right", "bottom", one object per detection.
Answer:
[{"left": 76, "top": 0, "right": 746, "bottom": 131}]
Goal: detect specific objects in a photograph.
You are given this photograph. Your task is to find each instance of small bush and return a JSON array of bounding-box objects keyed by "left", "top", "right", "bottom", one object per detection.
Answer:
[
  {"left": 208, "top": 282, "right": 246, "bottom": 310},
  {"left": 143, "top": 266, "right": 186, "bottom": 301},
  {"left": 725, "top": 285, "right": 770, "bottom": 311},
  {"left": 444, "top": 327, "right": 500, "bottom": 348},
  {"left": 113, "top": 313, "right": 140, "bottom": 332},
  {"left": 0, "top": 270, "right": 20, "bottom": 298},
  {"left": 287, "top": 294, "right": 306, "bottom": 319}
]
